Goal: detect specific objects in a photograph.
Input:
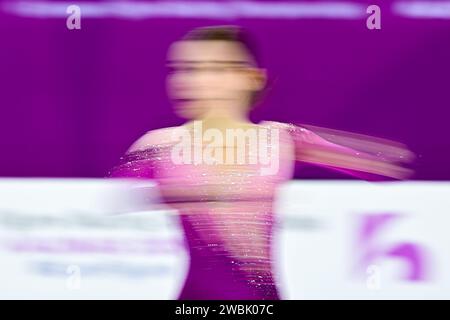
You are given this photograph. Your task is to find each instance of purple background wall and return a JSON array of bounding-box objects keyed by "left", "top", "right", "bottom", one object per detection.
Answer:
[{"left": 0, "top": 0, "right": 449, "bottom": 179}]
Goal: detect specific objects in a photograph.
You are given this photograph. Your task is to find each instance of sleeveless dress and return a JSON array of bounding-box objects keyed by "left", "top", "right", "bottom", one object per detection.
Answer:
[{"left": 107, "top": 121, "right": 396, "bottom": 299}]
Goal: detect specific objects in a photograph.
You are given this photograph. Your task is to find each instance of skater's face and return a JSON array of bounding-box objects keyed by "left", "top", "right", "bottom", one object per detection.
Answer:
[{"left": 166, "top": 40, "right": 265, "bottom": 119}]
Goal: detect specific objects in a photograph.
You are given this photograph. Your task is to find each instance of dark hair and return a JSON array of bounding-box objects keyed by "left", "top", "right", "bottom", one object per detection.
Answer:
[
  {"left": 182, "top": 25, "right": 260, "bottom": 65},
  {"left": 181, "top": 25, "right": 265, "bottom": 106}
]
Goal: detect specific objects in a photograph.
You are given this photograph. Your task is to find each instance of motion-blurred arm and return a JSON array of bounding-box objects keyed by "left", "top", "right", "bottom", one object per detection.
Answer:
[{"left": 289, "top": 124, "right": 414, "bottom": 180}]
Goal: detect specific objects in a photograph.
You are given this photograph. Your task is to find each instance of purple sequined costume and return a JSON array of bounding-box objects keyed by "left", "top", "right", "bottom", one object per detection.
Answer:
[{"left": 108, "top": 121, "right": 393, "bottom": 299}]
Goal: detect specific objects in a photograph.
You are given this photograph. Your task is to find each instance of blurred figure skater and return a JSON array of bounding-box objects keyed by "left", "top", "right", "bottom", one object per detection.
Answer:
[{"left": 109, "top": 26, "right": 413, "bottom": 300}]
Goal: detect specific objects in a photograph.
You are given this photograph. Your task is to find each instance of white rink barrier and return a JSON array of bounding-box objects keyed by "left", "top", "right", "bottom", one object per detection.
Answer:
[{"left": 0, "top": 179, "right": 449, "bottom": 299}]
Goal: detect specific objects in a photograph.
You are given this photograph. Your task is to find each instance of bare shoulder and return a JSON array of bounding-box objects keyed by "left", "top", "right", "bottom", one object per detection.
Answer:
[{"left": 127, "top": 126, "right": 180, "bottom": 153}]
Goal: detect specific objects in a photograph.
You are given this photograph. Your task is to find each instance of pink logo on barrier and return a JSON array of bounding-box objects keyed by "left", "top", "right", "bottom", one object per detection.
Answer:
[{"left": 356, "top": 213, "right": 429, "bottom": 281}]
